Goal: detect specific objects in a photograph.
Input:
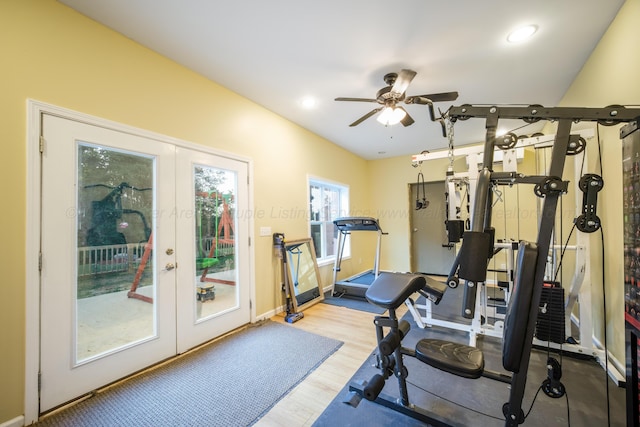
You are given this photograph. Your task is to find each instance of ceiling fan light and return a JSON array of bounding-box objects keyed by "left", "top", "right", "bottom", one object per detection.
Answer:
[
  {"left": 377, "top": 106, "right": 406, "bottom": 126},
  {"left": 376, "top": 107, "right": 393, "bottom": 125},
  {"left": 392, "top": 107, "right": 407, "bottom": 123}
]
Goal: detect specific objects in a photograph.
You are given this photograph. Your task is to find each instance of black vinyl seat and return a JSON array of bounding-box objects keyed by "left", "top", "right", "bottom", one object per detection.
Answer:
[
  {"left": 365, "top": 272, "right": 447, "bottom": 309},
  {"left": 415, "top": 339, "right": 484, "bottom": 379}
]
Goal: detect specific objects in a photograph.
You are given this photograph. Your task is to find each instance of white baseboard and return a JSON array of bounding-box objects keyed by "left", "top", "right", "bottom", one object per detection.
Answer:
[
  {"left": 592, "top": 335, "right": 626, "bottom": 386},
  {"left": 257, "top": 290, "right": 332, "bottom": 322},
  {"left": 256, "top": 304, "right": 285, "bottom": 321},
  {"left": 0, "top": 416, "right": 24, "bottom": 427}
]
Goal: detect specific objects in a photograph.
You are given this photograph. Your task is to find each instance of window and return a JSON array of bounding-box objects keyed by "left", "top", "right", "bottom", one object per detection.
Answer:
[{"left": 309, "top": 178, "right": 349, "bottom": 264}]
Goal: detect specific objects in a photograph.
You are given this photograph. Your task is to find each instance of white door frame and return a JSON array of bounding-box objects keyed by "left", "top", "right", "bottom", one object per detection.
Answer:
[{"left": 25, "top": 99, "right": 256, "bottom": 424}]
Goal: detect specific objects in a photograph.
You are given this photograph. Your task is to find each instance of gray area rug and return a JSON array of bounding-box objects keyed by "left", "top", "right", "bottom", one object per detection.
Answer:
[{"left": 36, "top": 321, "right": 343, "bottom": 427}]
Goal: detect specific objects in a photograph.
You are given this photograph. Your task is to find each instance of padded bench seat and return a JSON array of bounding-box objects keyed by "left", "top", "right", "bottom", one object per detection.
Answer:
[
  {"left": 415, "top": 339, "right": 484, "bottom": 379},
  {"left": 366, "top": 273, "right": 447, "bottom": 310}
]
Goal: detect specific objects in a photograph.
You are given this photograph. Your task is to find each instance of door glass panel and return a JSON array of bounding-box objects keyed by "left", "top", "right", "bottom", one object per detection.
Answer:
[
  {"left": 76, "top": 143, "right": 155, "bottom": 363},
  {"left": 194, "top": 165, "right": 238, "bottom": 321}
]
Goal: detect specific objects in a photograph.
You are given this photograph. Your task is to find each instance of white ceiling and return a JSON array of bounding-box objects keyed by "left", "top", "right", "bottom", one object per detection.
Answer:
[{"left": 58, "top": 0, "right": 625, "bottom": 160}]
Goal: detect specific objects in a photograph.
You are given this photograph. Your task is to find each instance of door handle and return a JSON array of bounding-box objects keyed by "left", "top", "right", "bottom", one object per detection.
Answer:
[{"left": 164, "top": 263, "right": 176, "bottom": 271}]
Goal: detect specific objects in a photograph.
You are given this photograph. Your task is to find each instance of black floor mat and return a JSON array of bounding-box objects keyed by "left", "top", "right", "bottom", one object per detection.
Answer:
[
  {"left": 314, "top": 310, "right": 625, "bottom": 427},
  {"left": 322, "top": 292, "right": 386, "bottom": 314}
]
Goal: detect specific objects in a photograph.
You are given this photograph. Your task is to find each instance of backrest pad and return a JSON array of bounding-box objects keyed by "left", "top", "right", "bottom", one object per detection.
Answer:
[{"left": 502, "top": 241, "right": 538, "bottom": 373}]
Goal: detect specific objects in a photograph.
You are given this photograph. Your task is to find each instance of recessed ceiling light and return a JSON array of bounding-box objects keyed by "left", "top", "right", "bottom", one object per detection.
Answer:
[
  {"left": 300, "top": 97, "right": 317, "bottom": 109},
  {"left": 507, "top": 25, "right": 538, "bottom": 43}
]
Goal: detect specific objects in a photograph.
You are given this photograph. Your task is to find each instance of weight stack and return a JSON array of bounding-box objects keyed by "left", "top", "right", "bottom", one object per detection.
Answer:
[{"left": 535, "top": 283, "right": 565, "bottom": 344}]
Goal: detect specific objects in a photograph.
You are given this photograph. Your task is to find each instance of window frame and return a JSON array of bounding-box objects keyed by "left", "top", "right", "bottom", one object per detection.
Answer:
[{"left": 308, "top": 176, "right": 349, "bottom": 266}]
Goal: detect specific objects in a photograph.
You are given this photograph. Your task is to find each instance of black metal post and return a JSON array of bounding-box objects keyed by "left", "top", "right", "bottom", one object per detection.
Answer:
[{"left": 503, "top": 119, "right": 572, "bottom": 426}]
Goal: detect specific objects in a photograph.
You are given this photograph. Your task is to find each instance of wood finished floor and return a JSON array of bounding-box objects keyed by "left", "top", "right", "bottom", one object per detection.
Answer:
[{"left": 255, "top": 302, "right": 405, "bottom": 427}]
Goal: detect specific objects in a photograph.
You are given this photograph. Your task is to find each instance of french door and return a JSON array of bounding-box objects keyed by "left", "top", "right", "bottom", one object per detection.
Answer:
[
  {"left": 39, "top": 114, "right": 250, "bottom": 412},
  {"left": 175, "top": 147, "right": 250, "bottom": 352}
]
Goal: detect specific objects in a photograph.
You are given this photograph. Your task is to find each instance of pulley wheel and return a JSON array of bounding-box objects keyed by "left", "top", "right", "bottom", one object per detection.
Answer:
[
  {"left": 502, "top": 403, "right": 525, "bottom": 424},
  {"left": 522, "top": 104, "right": 545, "bottom": 123},
  {"left": 567, "top": 136, "right": 586, "bottom": 155},
  {"left": 496, "top": 132, "right": 518, "bottom": 149},
  {"left": 542, "top": 378, "right": 566, "bottom": 398},
  {"left": 457, "top": 104, "right": 472, "bottom": 121},
  {"left": 578, "top": 174, "right": 604, "bottom": 192},
  {"left": 598, "top": 105, "right": 625, "bottom": 126}
]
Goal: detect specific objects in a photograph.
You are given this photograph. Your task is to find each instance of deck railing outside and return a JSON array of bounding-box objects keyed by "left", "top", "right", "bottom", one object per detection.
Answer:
[{"left": 77, "top": 243, "right": 147, "bottom": 276}]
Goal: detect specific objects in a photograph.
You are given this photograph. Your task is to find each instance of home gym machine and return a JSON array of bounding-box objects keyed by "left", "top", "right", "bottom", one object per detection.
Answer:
[
  {"left": 407, "top": 128, "right": 604, "bottom": 356},
  {"left": 331, "top": 217, "right": 386, "bottom": 299},
  {"left": 347, "top": 104, "right": 640, "bottom": 426}
]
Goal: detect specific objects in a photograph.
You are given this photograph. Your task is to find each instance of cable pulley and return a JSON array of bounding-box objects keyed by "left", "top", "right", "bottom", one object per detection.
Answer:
[
  {"left": 597, "top": 104, "right": 625, "bottom": 126},
  {"left": 533, "top": 177, "right": 568, "bottom": 198},
  {"left": 541, "top": 357, "right": 566, "bottom": 398},
  {"left": 566, "top": 135, "right": 587, "bottom": 155},
  {"left": 575, "top": 173, "right": 604, "bottom": 233},
  {"left": 521, "top": 104, "right": 545, "bottom": 124},
  {"left": 455, "top": 104, "right": 472, "bottom": 121},
  {"left": 496, "top": 132, "right": 518, "bottom": 150},
  {"left": 578, "top": 173, "right": 604, "bottom": 192}
]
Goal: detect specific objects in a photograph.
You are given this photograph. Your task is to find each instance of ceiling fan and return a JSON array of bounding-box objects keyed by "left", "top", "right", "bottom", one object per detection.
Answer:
[{"left": 335, "top": 69, "right": 458, "bottom": 127}]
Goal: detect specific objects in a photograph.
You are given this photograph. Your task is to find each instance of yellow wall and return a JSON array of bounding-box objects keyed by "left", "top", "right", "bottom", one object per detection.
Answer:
[{"left": 0, "top": 1, "right": 372, "bottom": 421}]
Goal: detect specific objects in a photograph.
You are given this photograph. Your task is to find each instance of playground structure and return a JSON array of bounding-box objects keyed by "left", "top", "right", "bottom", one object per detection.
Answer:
[
  {"left": 78, "top": 183, "right": 236, "bottom": 304},
  {"left": 195, "top": 191, "right": 236, "bottom": 302},
  {"left": 78, "top": 182, "right": 155, "bottom": 303}
]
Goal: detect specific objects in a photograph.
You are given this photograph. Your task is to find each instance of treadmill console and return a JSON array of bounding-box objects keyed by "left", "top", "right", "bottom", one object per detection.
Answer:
[{"left": 333, "top": 217, "right": 381, "bottom": 232}]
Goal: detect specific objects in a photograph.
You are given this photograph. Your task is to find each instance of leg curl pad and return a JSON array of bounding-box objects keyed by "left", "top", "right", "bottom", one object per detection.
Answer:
[{"left": 366, "top": 273, "right": 444, "bottom": 310}]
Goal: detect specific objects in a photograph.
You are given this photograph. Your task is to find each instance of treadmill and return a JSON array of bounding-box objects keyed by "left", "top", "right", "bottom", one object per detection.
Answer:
[{"left": 331, "top": 217, "right": 385, "bottom": 299}]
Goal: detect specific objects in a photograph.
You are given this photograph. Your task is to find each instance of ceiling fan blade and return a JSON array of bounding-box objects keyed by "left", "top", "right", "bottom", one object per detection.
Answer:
[
  {"left": 398, "top": 107, "right": 415, "bottom": 126},
  {"left": 410, "top": 91, "right": 459, "bottom": 103},
  {"left": 349, "top": 107, "right": 383, "bottom": 127},
  {"left": 390, "top": 69, "right": 417, "bottom": 98},
  {"left": 335, "top": 97, "right": 378, "bottom": 102}
]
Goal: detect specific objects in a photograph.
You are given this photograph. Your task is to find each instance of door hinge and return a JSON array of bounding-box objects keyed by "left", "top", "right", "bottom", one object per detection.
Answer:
[
  {"left": 248, "top": 237, "right": 251, "bottom": 247},
  {"left": 38, "top": 371, "right": 41, "bottom": 391},
  {"left": 39, "top": 136, "right": 45, "bottom": 153},
  {"left": 38, "top": 252, "right": 42, "bottom": 272},
  {"left": 249, "top": 299, "right": 252, "bottom": 309}
]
